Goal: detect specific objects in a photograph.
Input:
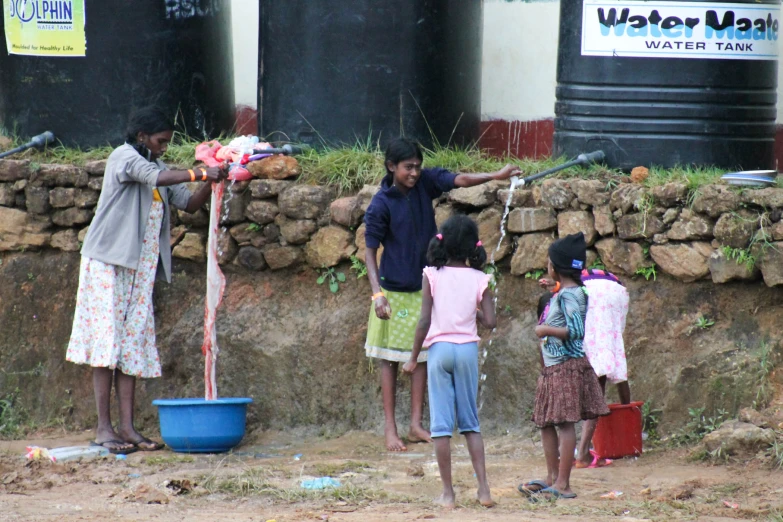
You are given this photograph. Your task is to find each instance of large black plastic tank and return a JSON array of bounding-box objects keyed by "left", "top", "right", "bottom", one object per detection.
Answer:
[
  {"left": 553, "top": 0, "right": 779, "bottom": 170},
  {"left": 0, "top": 1, "right": 235, "bottom": 148},
  {"left": 259, "top": 1, "right": 483, "bottom": 147}
]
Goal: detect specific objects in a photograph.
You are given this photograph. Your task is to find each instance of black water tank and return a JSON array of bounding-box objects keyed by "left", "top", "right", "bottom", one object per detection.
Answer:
[
  {"left": 0, "top": 1, "right": 235, "bottom": 148},
  {"left": 259, "top": 1, "right": 483, "bottom": 147},
  {"left": 554, "top": 0, "right": 779, "bottom": 170}
]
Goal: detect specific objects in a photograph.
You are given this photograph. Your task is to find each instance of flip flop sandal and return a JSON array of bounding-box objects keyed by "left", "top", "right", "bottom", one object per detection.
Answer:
[
  {"left": 518, "top": 480, "right": 549, "bottom": 498},
  {"left": 91, "top": 440, "right": 138, "bottom": 455},
  {"left": 587, "top": 449, "right": 612, "bottom": 468},
  {"left": 575, "top": 449, "right": 613, "bottom": 469},
  {"left": 541, "top": 486, "right": 577, "bottom": 499},
  {"left": 132, "top": 437, "right": 165, "bottom": 451}
]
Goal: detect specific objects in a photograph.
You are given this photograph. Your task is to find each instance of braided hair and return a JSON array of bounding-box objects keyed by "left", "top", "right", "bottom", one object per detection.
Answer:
[{"left": 426, "top": 214, "right": 487, "bottom": 270}]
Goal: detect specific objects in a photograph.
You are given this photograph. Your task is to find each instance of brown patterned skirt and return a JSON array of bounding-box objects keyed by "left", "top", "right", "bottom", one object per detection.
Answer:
[{"left": 532, "top": 356, "right": 610, "bottom": 428}]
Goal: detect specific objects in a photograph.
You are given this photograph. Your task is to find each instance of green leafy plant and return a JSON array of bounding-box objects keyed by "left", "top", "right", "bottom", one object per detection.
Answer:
[
  {"left": 316, "top": 266, "right": 346, "bottom": 293},
  {"left": 641, "top": 402, "right": 662, "bottom": 443},
  {"left": 722, "top": 245, "right": 756, "bottom": 272},
  {"left": 0, "top": 388, "right": 27, "bottom": 438},
  {"left": 635, "top": 265, "right": 657, "bottom": 281},
  {"left": 26, "top": 272, "right": 35, "bottom": 281},
  {"left": 671, "top": 407, "right": 729, "bottom": 447},
  {"left": 246, "top": 223, "right": 261, "bottom": 233},
  {"left": 695, "top": 314, "right": 715, "bottom": 330},
  {"left": 350, "top": 256, "right": 367, "bottom": 279},
  {"left": 524, "top": 269, "right": 545, "bottom": 281},
  {"left": 484, "top": 264, "right": 500, "bottom": 292},
  {"left": 588, "top": 258, "right": 606, "bottom": 270}
]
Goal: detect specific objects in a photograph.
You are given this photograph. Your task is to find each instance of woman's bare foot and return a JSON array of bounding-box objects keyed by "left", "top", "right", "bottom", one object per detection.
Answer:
[
  {"left": 385, "top": 428, "right": 407, "bottom": 452},
  {"left": 434, "top": 490, "right": 456, "bottom": 509},
  {"left": 477, "top": 489, "right": 495, "bottom": 508},
  {"left": 407, "top": 425, "right": 432, "bottom": 443}
]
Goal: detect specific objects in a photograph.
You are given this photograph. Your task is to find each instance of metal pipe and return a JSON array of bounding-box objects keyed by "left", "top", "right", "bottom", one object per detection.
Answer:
[
  {"left": 0, "top": 132, "right": 56, "bottom": 160},
  {"left": 511, "top": 150, "right": 605, "bottom": 189}
]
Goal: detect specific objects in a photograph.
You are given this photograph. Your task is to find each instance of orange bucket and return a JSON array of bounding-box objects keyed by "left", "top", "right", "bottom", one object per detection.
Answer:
[{"left": 592, "top": 401, "right": 644, "bottom": 459}]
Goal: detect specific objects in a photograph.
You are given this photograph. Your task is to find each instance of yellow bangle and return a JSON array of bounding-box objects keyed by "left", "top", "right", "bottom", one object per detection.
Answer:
[
  {"left": 188, "top": 169, "right": 195, "bottom": 182},
  {"left": 371, "top": 292, "right": 385, "bottom": 301},
  {"left": 200, "top": 168, "right": 207, "bottom": 181}
]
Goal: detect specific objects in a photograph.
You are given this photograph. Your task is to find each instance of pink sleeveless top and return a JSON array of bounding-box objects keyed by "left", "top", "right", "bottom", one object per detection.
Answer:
[{"left": 423, "top": 266, "right": 491, "bottom": 347}]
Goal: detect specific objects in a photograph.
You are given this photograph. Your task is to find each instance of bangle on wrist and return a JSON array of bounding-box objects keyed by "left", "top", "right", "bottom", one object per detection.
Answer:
[
  {"left": 200, "top": 168, "right": 207, "bottom": 181},
  {"left": 188, "top": 169, "right": 196, "bottom": 182},
  {"left": 371, "top": 292, "right": 385, "bottom": 301},
  {"left": 553, "top": 281, "right": 561, "bottom": 293}
]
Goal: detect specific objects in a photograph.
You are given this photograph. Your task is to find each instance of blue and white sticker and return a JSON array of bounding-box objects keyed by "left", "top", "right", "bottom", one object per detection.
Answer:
[{"left": 582, "top": 0, "right": 780, "bottom": 60}]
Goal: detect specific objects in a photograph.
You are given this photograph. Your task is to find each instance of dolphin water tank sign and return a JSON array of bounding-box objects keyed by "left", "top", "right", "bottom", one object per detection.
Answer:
[
  {"left": 0, "top": 0, "right": 235, "bottom": 147},
  {"left": 553, "top": 0, "right": 781, "bottom": 170}
]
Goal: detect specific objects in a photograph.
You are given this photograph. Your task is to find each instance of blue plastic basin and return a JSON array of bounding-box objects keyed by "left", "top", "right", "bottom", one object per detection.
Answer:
[{"left": 152, "top": 398, "right": 253, "bottom": 453}]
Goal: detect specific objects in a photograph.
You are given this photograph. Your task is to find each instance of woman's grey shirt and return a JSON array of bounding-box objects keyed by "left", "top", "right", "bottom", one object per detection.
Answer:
[{"left": 80, "top": 143, "right": 191, "bottom": 283}]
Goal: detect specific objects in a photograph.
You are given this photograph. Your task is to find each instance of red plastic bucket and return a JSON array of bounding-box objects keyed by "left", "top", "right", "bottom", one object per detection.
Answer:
[{"left": 592, "top": 401, "right": 644, "bottom": 459}]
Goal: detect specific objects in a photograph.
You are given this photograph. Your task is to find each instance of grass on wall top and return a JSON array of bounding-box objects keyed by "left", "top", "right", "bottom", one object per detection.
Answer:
[{"left": 0, "top": 130, "right": 745, "bottom": 195}]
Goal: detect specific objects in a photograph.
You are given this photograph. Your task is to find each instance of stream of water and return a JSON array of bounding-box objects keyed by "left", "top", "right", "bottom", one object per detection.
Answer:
[
  {"left": 216, "top": 179, "right": 237, "bottom": 258},
  {"left": 478, "top": 180, "right": 519, "bottom": 412}
]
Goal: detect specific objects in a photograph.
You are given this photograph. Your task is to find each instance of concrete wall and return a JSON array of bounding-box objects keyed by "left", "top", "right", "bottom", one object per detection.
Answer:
[{"left": 230, "top": 0, "right": 260, "bottom": 135}]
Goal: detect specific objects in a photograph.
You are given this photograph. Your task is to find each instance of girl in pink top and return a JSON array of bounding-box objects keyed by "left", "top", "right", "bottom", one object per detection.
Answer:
[{"left": 403, "top": 215, "right": 496, "bottom": 509}]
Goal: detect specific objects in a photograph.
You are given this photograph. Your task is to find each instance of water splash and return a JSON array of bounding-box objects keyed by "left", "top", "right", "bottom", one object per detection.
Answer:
[
  {"left": 478, "top": 179, "right": 518, "bottom": 412},
  {"left": 216, "top": 179, "right": 237, "bottom": 260}
]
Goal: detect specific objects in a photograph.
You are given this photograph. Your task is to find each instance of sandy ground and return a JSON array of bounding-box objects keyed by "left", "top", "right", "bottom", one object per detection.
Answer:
[{"left": 1, "top": 429, "right": 781, "bottom": 522}]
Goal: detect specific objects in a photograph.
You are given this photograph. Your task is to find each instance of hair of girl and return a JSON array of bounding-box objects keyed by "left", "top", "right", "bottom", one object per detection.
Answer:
[
  {"left": 125, "top": 106, "right": 174, "bottom": 144},
  {"left": 555, "top": 266, "right": 585, "bottom": 287},
  {"left": 426, "top": 214, "right": 487, "bottom": 270},
  {"left": 537, "top": 291, "right": 553, "bottom": 320},
  {"left": 383, "top": 137, "right": 424, "bottom": 177}
]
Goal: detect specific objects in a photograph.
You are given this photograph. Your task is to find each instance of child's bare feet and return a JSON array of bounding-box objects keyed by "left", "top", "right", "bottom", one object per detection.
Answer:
[
  {"left": 434, "top": 489, "right": 456, "bottom": 509},
  {"left": 385, "top": 428, "right": 407, "bottom": 452},
  {"left": 477, "top": 488, "right": 495, "bottom": 508},
  {"left": 407, "top": 425, "right": 432, "bottom": 443}
]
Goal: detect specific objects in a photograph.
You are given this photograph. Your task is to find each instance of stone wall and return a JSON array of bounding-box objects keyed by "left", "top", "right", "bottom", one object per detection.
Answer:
[
  {"left": 1, "top": 159, "right": 782, "bottom": 436},
  {"left": 2, "top": 157, "right": 783, "bottom": 287}
]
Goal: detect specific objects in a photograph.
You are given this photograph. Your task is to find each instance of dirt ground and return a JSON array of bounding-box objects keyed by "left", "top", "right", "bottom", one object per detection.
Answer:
[{"left": 1, "top": 429, "right": 781, "bottom": 522}]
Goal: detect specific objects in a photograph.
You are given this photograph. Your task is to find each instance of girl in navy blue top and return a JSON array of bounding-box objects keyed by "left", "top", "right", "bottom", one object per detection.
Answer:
[{"left": 363, "top": 138, "right": 520, "bottom": 452}]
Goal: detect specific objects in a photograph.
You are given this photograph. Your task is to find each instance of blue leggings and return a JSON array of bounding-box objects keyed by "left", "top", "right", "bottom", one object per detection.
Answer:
[{"left": 427, "top": 341, "right": 480, "bottom": 438}]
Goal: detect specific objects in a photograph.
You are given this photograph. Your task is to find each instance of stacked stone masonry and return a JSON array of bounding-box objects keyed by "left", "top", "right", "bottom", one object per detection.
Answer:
[{"left": 2, "top": 159, "right": 783, "bottom": 286}]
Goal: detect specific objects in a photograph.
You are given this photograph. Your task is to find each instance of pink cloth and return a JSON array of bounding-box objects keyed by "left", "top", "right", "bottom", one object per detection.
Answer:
[
  {"left": 583, "top": 278, "right": 629, "bottom": 383},
  {"left": 423, "top": 266, "right": 491, "bottom": 347}
]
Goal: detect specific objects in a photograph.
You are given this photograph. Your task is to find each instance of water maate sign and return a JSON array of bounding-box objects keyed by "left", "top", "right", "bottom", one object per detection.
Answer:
[
  {"left": 3, "top": 0, "right": 86, "bottom": 57},
  {"left": 582, "top": 0, "right": 780, "bottom": 60}
]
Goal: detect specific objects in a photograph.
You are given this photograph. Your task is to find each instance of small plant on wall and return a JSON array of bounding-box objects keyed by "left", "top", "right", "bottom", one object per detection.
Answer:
[
  {"left": 635, "top": 265, "right": 657, "bottom": 281},
  {"left": 350, "top": 256, "right": 368, "bottom": 279},
  {"left": 317, "top": 266, "right": 346, "bottom": 293}
]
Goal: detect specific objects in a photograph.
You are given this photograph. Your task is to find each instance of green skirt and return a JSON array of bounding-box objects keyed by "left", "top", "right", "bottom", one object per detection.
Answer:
[{"left": 365, "top": 289, "right": 426, "bottom": 363}]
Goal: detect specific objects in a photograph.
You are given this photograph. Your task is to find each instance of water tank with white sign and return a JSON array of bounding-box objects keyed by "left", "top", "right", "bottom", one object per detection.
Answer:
[
  {"left": 0, "top": 1, "right": 234, "bottom": 147},
  {"left": 553, "top": 0, "right": 780, "bottom": 170}
]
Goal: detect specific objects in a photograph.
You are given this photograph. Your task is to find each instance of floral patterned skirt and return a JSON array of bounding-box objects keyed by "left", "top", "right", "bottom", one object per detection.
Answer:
[
  {"left": 66, "top": 202, "right": 164, "bottom": 378},
  {"left": 583, "top": 279, "right": 629, "bottom": 384}
]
